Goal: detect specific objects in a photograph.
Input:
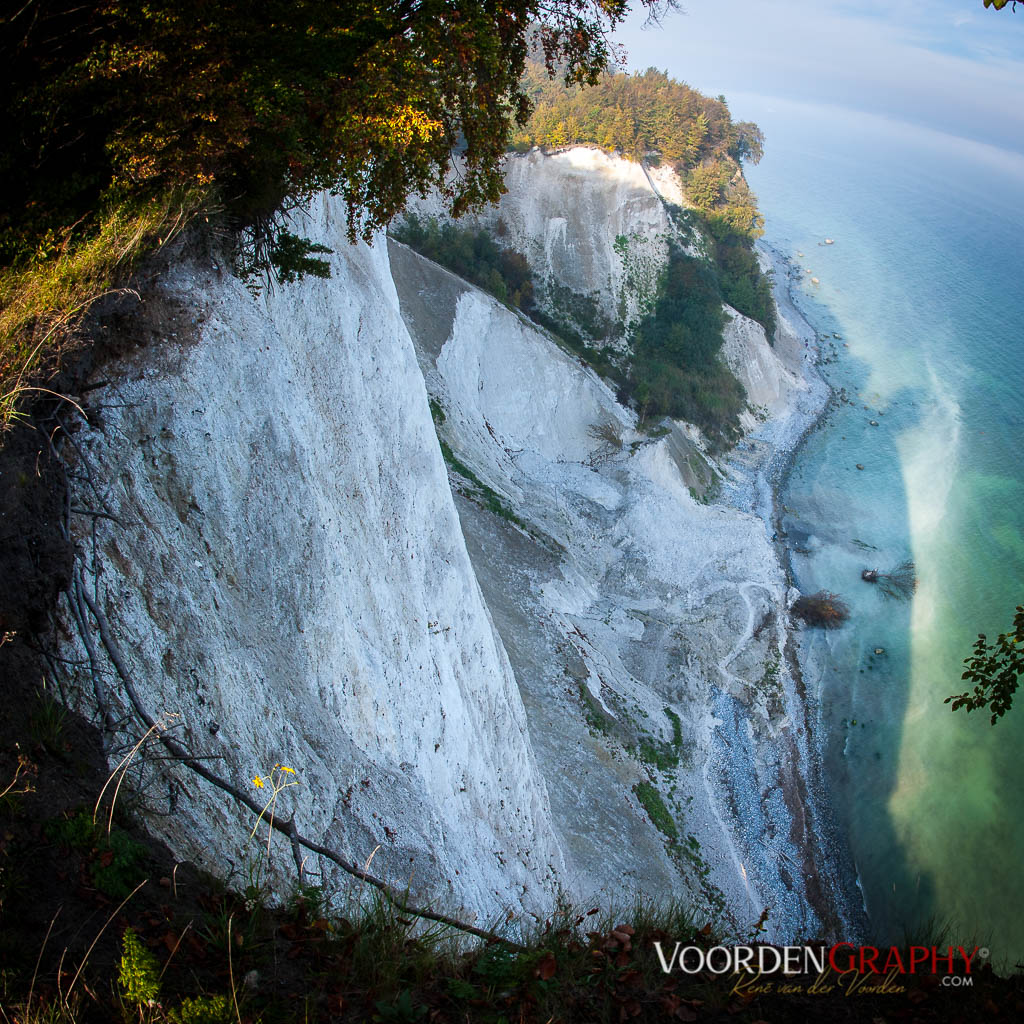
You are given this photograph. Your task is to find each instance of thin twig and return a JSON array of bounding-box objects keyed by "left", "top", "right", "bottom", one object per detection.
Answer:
[
  {"left": 93, "top": 721, "right": 162, "bottom": 833},
  {"left": 27, "top": 908, "right": 61, "bottom": 1014},
  {"left": 156, "top": 921, "right": 192, "bottom": 985},
  {"left": 227, "top": 914, "right": 242, "bottom": 1024},
  {"left": 65, "top": 880, "right": 147, "bottom": 1006}
]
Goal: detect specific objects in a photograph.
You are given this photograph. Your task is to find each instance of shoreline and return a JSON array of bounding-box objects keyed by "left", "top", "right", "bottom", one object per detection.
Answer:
[{"left": 725, "top": 240, "right": 868, "bottom": 940}]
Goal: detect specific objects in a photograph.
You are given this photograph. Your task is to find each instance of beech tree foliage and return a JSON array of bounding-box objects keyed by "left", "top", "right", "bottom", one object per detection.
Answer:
[
  {"left": 0, "top": 0, "right": 674, "bottom": 266},
  {"left": 510, "top": 64, "right": 765, "bottom": 230},
  {"left": 946, "top": 606, "right": 1024, "bottom": 725}
]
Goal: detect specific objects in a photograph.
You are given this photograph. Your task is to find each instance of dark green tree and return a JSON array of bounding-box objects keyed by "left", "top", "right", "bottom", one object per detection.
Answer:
[
  {"left": 0, "top": 1, "right": 676, "bottom": 265},
  {"left": 945, "top": 606, "right": 1024, "bottom": 724}
]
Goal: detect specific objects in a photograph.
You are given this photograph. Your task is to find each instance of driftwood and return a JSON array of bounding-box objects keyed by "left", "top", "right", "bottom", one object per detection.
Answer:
[
  {"left": 861, "top": 559, "right": 917, "bottom": 600},
  {"left": 792, "top": 591, "right": 850, "bottom": 629}
]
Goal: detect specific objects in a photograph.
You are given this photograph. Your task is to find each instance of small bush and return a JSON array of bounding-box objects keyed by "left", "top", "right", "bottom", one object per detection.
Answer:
[
  {"left": 47, "top": 810, "right": 147, "bottom": 898},
  {"left": 118, "top": 927, "right": 161, "bottom": 1006},
  {"left": 792, "top": 591, "right": 850, "bottom": 629},
  {"left": 169, "top": 995, "right": 233, "bottom": 1024},
  {"left": 234, "top": 225, "right": 332, "bottom": 291}
]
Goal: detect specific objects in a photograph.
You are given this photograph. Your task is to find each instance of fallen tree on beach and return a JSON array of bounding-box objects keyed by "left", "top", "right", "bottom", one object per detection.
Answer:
[{"left": 792, "top": 591, "right": 850, "bottom": 629}]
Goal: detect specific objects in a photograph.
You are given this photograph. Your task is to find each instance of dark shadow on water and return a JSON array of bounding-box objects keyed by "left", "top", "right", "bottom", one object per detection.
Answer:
[{"left": 779, "top": 284, "right": 940, "bottom": 947}]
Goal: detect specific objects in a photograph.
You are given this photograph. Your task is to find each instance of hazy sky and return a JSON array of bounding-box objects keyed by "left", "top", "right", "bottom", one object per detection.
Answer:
[{"left": 613, "top": 0, "right": 1024, "bottom": 155}]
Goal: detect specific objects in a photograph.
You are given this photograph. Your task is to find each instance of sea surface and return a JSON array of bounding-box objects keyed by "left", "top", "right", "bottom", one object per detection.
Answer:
[{"left": 738, "top": 95, "right": 1024, "bottom": 964}]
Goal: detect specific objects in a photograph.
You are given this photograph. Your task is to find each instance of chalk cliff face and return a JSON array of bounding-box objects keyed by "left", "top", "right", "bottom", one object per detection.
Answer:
[
  {"left": 63, "top": 197, "right": 563, "bottom": 922},
  {"left": 722, "top": 308, "right": 807, "bottom": 431},
  {"left": 63, "top": 149, "right": 836, "bottom": 939},
  {"left": 407, "top": 148, "right": 679, "bottom": 332},
  {"left": 388, "top": 233, "right": 820, "bottom": 937}
]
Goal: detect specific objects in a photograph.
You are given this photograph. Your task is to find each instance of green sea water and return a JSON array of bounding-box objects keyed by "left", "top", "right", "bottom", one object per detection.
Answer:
[{"left": 739, "top": 95, "right": 1024, "bottom": 964}]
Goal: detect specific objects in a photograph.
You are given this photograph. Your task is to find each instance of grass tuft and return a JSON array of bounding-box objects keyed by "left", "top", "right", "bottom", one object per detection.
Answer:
[{"left": 0, "top": 189, "right": 207, "bottom": 433}]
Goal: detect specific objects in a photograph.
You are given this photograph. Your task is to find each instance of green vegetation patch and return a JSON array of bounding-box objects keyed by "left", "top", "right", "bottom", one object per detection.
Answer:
[
  {"left": 578, "top": 683, "right": 613, "bottom": 737},
  {"left": 392, "top": 214, "right": 535, "bottom": 313},
  {"left": 621, "top": 243, "right": 746, "bottom": 444},
  {"left": 635, "top": 707, "right": 685, "bottom": 771},
  {"left": 633, "top": 780, "right": 678, "bottom": 841},
  {"left": 705, "top": 216, "right": 777, "bottom": 340},
  {"left": 47, "top": 810, "right": 148, "bottom": 899},
  {"left": 664, "top": 706, "right": 683, "bottom": 748},
  {"left": 438, "top": 438, "right": 527, "bottom": 530},
  {"left": 543, "top": 279, "right": 615, "bottom": 341}
]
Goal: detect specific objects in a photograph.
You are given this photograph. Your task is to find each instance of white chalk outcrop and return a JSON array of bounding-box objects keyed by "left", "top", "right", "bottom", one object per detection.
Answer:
[
  {"left": 722, "top": 308, "right": 807, "bottom": 431},
  {"left": 61, "top": 195, "right": 563, "bottom": 922},
  {"left": 62, "top": 147, "right": 842, "bottom": 940},
  {"left": 407, "top": 148, "right": 681, "bottom": 332}
]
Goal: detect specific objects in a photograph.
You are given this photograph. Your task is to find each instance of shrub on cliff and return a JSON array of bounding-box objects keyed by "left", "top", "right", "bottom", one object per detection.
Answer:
[
  {"left": 704, "top": 214, "right": 777, "bottom": 341},
  {"left": 792, "top": 591, "right": 851, "bottom": 629},
  {"left": 392, "top": 214, "right": 536, "bottom": 312},
  {"left": 624, "top": 243, "right": 746, "bottom": 442}
]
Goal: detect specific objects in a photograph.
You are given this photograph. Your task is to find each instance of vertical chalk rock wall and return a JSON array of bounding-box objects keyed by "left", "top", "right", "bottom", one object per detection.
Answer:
[
  {"left": 63, "top": 194, "right": 563, "bottom": 921},
  {"left": 407, "top": 148, "right": 679, "bottom": 329},
  {"left": 722, "top": 309, "right": 807, "bottom": 431}
]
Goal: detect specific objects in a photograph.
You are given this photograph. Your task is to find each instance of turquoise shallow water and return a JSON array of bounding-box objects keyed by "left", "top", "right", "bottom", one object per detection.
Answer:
[{"left": 738, "top": 96, "right": 1024, "bottom": 963}]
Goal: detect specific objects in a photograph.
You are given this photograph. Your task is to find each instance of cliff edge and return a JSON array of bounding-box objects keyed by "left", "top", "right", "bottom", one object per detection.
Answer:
[{"left": 55, "top": 150, "right": 846, "bottom": 940}]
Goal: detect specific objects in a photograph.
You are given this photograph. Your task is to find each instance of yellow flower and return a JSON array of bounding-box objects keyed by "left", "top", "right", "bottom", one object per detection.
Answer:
[
  {"left": 252, "top": 777, "right": 264, "bottom": 789},
  {"left": 279, "top": 765, "right": 296, "bottom": 775}
]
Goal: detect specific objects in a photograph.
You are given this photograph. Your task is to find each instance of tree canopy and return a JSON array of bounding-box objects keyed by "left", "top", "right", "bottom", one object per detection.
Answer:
[
  {"left": 509, "top": 62, "right": 765, "bottom": 236},
  {"left": 0, "top": 0, "right": 673, "bottom": 267}
]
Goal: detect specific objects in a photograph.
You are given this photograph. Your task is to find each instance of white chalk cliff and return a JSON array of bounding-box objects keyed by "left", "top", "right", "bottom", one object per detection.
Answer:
[{"left": 63, "top": 149, "right": 841, "bottom": 939}]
